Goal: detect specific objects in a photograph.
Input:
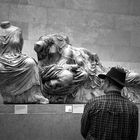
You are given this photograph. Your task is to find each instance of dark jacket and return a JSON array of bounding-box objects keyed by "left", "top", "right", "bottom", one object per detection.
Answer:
[{"left": 81, "top": 91, "right": 138, "bottom": 140}]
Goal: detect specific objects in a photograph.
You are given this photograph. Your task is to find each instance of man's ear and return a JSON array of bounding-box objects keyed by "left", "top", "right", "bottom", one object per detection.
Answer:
[{"left": 105, "top": 78, "right": 110, "bottom": 87}]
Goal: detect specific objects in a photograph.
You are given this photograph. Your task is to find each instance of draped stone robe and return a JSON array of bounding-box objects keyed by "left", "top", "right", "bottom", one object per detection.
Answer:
[{"left": 0, "top": 22, "right": 48, "bottom": 104}]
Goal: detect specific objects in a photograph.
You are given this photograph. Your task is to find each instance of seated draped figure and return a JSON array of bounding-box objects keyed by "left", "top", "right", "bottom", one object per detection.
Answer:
[
  {"left": 34, "top": 33, "right": 106, "bottom": 103},
  {"left": 0, "top": 21, "right": 49, "bottom": 104}
]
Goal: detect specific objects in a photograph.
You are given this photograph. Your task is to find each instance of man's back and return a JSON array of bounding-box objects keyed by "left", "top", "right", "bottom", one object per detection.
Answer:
[{"left": 81, "top": 91, "right": 138, "bottom": 140}]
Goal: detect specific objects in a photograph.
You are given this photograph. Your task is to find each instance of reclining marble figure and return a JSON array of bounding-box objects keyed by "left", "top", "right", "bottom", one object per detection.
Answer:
[
  {"left": 122, "top": 70, "right": 140, "bottom": 103},
  {"left": 0, "top": 21, "right": 49, "bottom": 104},
  {"left": 34, "top": 34, "right": 106, "bottom": 103},
  {"left": 34, "top": 33, "right": 140, "bottom": 104}
]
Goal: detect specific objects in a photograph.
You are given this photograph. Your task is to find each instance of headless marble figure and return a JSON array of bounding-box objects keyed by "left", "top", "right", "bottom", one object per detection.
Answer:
[{"left": 0, "top": 21, "right": 49, "bottom": 104}]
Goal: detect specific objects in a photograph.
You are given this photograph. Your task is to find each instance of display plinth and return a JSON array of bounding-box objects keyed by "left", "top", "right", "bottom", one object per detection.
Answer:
[
  {"left": 0, "top": 104, "right": 140, "bottom": 140},
  {"left": 0, "top": 104, "right": 84, "bottom": 140}
]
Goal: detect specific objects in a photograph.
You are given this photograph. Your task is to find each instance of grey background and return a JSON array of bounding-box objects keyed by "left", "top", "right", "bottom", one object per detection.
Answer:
[{"left": 0, "top": 0, "right": 140, "bottom": 72}]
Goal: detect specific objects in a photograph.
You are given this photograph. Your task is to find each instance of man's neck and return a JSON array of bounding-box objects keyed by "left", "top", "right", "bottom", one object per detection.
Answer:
[{"left": 105, "top": 86, "right": 121, "bottom": 94}]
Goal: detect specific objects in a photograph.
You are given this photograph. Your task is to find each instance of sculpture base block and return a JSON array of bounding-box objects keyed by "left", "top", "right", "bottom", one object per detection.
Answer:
[
  {"left": 0, "top": 104, "right": 140, "bottom": 140},
  {"left": 0, "top": 104, "right": 84, "bottom": 140}
]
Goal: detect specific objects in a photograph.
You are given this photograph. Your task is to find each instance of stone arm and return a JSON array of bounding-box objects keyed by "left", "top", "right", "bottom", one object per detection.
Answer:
[{"left": 57, "top": 45, "right": 79, "bottom": 70}]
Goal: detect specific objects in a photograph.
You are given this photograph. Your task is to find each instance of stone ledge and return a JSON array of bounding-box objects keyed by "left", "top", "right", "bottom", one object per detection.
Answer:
[
  {"left": 0, "top": 104, "right": 85, "bottom": 114},
  {"left": 0, "top": 104, "right": 139, "bottom": 140},
  {"left": 0, "top": 104, "right": 84, "bottom": 140}
]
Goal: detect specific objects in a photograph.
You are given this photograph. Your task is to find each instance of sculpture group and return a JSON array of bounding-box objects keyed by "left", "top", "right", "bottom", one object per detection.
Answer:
[
  {"left": 34, "top": 34, "right": 106, "bottom": 103},
  {"left": 0, "top": 21, "right": 140, "bottom": 104}
]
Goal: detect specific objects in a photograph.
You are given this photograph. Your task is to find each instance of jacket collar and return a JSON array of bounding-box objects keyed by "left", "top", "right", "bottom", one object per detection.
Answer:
[{"left": 105, "top": 90, "right": 122, "bottom": 96}]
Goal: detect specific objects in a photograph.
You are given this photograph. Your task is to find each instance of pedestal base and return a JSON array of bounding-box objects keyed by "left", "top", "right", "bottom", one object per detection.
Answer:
[
  {"left": 0, "top": 104, "right": 140, "bottom": 140},
  {"left": 0, "top": 104, "right": 84, "bottom": 140}
]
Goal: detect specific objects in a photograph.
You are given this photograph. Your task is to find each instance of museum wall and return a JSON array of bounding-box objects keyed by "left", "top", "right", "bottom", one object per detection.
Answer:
[{"left": 0, "top": 0, "right": 140, "bottom": 73}]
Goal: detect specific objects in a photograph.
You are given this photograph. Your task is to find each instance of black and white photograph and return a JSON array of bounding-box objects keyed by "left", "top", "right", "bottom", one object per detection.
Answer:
[{"left": 0, "top": 0, "right": 140, "bottom": 140}]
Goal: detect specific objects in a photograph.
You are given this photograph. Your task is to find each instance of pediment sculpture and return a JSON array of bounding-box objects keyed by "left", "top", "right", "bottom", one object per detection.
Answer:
[
  {"left": 34, "top": 33, "right": 140, "bottom": 104},
  {"left": 34, "top": 34, "right": 106, "bottom": 103},
  {"left": 0, "top": 22, "right": 139, "bottom": 105}
]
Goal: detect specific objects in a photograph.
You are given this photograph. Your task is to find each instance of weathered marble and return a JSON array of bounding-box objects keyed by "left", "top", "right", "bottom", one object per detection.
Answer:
[{"left": 0, "top": 21, "right": 48, "bottom": 104}]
